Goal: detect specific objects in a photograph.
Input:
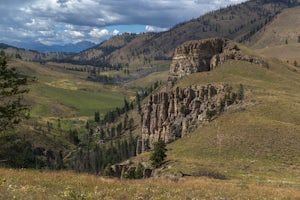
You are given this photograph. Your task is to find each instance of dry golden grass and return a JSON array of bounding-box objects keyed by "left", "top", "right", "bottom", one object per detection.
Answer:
[
  {"left": 250, "top": 6, "right": 300, "bottom": 49},
  {"left": 248, "top": 6, "right": 300, "bottom": 64},
  {"left": 1, "top": 168, "right": 300, "bottom": 200}
]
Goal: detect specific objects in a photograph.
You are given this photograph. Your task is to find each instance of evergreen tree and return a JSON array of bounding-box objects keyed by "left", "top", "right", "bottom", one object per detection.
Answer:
[
  {"left": 85, "top": 121, "right": 90, "bottom": 130},
  {"left": 94, "top": 111, "right": 100, "bottom": 123},
  {"left": 0, "top": 56, "right": 29, "bottom": 131},
  {"left": 150, "top": 139, "right": 167, "bottom": 168},
  {"left": 237, "top": 84, "right": 244, "bottom": 100},
  {"left": 116, "top": 122, "right": 122, "bottom": 137},
  {"left": 129, "top": 118, "right": 134, "bottom": 131},
  {"left": 124, "top": 98, "right": 130, "bottom": 112},
  {"left": 135, "top": 162, "right": 144, "bottom": 179},
  {"left": 100, "top": 128, "right": 105, "bottom": 140},
  {"left": 123, "top": 113, "right": 128, "bottom": 129}
]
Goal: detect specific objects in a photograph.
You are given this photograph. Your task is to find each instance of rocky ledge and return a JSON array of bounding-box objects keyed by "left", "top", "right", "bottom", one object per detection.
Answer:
[{"left": 168, "top": 38, "right": 268, "bottom": 83}]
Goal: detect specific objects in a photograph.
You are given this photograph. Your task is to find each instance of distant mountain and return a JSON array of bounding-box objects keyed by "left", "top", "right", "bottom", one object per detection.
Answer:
[
  {"left": 9, "top": 41, "right": 96, "bottom": 53},
  {"left": 0, "top": 43, "right": 74, "bottom": 62}
]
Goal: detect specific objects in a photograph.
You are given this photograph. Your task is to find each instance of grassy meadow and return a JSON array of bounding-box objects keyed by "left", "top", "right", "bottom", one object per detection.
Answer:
[
  {"left": 9, "top": 59, "right": 133, "bottom": 119},
  {"left": 1, "top": 168, "right": 299, "bottom": 199}
]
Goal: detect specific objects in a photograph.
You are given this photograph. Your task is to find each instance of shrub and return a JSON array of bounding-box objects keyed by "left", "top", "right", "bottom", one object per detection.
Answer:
[{"left": 150, "top": 139, "right": 167, "bottom": 168}]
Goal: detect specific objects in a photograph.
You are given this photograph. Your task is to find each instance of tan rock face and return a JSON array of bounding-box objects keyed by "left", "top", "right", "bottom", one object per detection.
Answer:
[
  {"left": 141, "top": 84, "right": 237, "bottom": 150},
  {"left": 140, "top": 38, "right": 264, "bottom": 151},
  {"left": 168, "top": 38, "right": 268, "bottom": 83}
]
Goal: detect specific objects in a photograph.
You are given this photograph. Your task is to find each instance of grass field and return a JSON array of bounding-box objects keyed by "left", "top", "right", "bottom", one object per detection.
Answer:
[
  {"left": 31, "top": 84, "right": 126, "bottom": 117},
  {"left": 1, "top": 169, "right": 299, "bottom": 199},
  {"left": 257, "top": 43, "right": 300, "bottom": 65},
  {"left": 9, "top": 59, "right": 133, "bottom": 119}
]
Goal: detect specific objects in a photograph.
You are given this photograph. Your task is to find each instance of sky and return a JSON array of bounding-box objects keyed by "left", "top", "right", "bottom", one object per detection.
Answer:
[{"left": 0, "top": 0, "right": 247, "bottom": 46}]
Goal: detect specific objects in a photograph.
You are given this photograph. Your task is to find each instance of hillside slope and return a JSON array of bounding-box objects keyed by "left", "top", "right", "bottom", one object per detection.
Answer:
[
  {"left": 249, "top": 5, "right": 300, "bottom": 48},
  {"left": 147, "top": 46, "right": 300, "bottom": 186},
  {"left": 248, "top": 5, "right": 300, "bottom": 64},
  {"left": 72, "top": 0, "right": 299, "bottom": 68}
]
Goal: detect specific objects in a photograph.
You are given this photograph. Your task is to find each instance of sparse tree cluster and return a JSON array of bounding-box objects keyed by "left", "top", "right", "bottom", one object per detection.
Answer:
[
  {"left": 0, "top": 56, "right": 30, "bottom": 132},
  {"left": 73, "top": 133, "right": 138, "bottom": 174}
]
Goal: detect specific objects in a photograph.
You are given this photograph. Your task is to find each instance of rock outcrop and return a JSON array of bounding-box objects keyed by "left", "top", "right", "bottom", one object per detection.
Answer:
[
  {"left": 141, "top": 84, "right": 239, "bottom": 150},
  {"left": 140, "top": 38, "right": 265, "bottom": 151},
  {"left": 168, "top": 38, "right": 268, "bottom": 83}
]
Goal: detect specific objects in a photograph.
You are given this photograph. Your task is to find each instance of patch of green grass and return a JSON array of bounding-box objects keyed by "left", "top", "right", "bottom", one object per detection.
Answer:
[
  {"left": 33, "top": 84, "right": 126, "bottom": 117},
  {"left": 9, "top": 59, "right": 133, "bottom": 118}
]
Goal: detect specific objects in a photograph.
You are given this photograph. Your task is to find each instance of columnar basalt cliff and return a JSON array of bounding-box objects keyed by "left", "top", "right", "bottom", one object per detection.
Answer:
[
  {"left": 141, "top": 84, "right": 239, "bottom": 150},
  {"left": 168, "top": 38, "right": 268, "bottom": 83},
  {"left": 140, "top": 38, "right": 256, "bottom": 151}
]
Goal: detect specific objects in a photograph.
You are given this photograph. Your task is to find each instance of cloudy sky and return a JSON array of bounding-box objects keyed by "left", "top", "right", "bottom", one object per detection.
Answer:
[{"left": 1, "top": 0, "right": 247, "bottom": 46}]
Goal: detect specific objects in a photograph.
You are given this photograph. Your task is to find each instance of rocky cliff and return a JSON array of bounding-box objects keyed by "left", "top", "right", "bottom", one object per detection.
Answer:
[
  {"left": 168, "top": 38, "right": 268, "bottom": 83},
  {"left": 140, "top": 38, "right": 259, "bottom": 151},
  {"left": 141, "top": 84, "right": 241, "bottom": 150}
]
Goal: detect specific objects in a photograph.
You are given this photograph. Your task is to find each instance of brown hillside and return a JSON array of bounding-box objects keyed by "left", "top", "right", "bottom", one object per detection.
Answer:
[
  {"left": 249, "top": 5, "right": 300, "bottom": 48},
  {"left": 74, "top": 0, "right": 298, "bottom": 68}
]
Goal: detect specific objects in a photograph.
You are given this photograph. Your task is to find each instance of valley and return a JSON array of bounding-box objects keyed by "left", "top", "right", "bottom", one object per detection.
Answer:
[{"left": 0, "top": 0, "right": 300, "bottom": 199}]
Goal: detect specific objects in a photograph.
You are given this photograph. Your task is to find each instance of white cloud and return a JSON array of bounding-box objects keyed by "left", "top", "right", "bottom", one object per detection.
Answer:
[
  {"left": 89, "top": 28, "right": 109, "bottom": 38},
  {"left": 112, "top": 29, "right": 120, "bottom": 35},
  {"left": 39, "top": 30, "right": 54, "bottom": 37},
  {"left": 65, "top": 30, "right": 84, "bottom": 37},
  {"left": 145, "top": 25, "right": 168, "bottom": 32},
  {"left": 145, "top": 25, "right": 155, "bottom": 32},
  {"left": 25, "top": 19, "right": 36, "bottom": 26}
]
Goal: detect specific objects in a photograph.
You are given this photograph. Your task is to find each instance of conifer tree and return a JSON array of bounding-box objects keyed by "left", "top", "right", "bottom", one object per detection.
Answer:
[
  {"left": 150, "top": 139, "right": 167, "bottom": 168},
  {"left": 94, "top": 111, "right": 100, "bottom": 123},
  {"left": 0, "top": 56, "right": 29, "bottom": 132}
]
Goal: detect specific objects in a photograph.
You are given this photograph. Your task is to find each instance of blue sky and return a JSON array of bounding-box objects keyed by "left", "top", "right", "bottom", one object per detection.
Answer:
[{"left": 0, "top": 0, "right": 247, "bottom": 46}]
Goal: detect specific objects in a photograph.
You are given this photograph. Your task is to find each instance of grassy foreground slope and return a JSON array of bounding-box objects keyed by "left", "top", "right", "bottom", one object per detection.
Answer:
[{"left": 1, "top": 169, "right": 299, "bottom": 199}]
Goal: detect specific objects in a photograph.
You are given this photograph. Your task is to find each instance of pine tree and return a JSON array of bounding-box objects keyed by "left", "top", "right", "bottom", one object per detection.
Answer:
[
  {"left": 94, "top": 111, "right": 100, "bottom": 123},
  {"left": 0, "top": 56, "right": 29, "bottom": 131},
  {"left": 237, "top": 84, "right": 244, "bottom": 100},
  {"left": 150, "top": 139, "right": 167, "bottom": 168},
  {"left": 135, "top": 162, "right": 144, "bottom": 179}
]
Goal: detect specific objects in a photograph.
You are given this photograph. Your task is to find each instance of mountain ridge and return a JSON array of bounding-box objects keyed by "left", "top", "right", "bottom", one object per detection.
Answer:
[{"left": 71, "top": 0, "right": 299, "bottom": 68}]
